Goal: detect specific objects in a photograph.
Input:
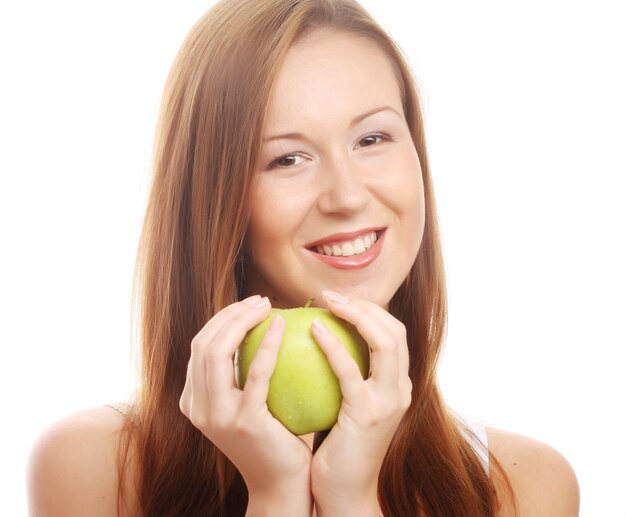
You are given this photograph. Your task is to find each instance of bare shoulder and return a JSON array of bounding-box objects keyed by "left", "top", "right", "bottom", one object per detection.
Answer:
[
  {"left": 486, "top": 427, "right": 580, "bottom": 517},
  {"left": 27, "top": 406, "right": 140, "bottom": 517}
]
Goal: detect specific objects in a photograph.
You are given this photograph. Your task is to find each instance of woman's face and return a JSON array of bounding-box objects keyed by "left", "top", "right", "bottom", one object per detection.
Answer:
[{"left": 244, "top": 29, "right": 425, "bottom": 308}]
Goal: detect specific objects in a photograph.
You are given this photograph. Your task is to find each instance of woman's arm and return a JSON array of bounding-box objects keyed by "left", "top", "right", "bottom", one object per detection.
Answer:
[{"left": 27, "top": 406, "right": 139, "bottom": 517}]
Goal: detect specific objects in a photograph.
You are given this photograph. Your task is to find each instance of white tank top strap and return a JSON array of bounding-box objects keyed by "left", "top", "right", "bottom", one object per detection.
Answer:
[
  {"left": 104, "top": 402, "right": 131, "bottom": 416},
  {"left": 455, "top": 414, "right": 490, "bottom": 473}
]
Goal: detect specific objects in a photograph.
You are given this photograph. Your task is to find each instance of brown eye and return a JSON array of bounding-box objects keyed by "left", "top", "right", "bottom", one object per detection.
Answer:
[
  {"left": 269, "top": 154, "right": 306, "bottom": 169},
  {"left": 278, "top": 155, "right": 298, "bottom": 166},
  {"left": 358, "top": 133, "right": 388, "bottom": 148}
]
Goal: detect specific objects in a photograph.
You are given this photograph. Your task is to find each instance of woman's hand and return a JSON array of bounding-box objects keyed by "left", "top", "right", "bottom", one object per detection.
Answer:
[
  {"left": 310, "top": 291, "right": 413, "bottom": 517},
  {"left": 179, "top": 295, "right": 313, "bottom": 517}
]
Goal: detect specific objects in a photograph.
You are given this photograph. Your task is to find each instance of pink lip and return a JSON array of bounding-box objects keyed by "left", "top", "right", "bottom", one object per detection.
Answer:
[
  {"left": 306, "top": 227, "right": 384, "bottom": 248},
  {"left": 307, "top": 229, "right": 386, "bottom": 270}
]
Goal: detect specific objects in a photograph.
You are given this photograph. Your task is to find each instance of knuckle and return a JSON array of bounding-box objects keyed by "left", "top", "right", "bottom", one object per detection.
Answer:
[
  {"left": 245, "top": 350, "right": 273, "bottom": 384},
  {"left": 205, "top": 344, "right": 224, "bottom": 363},
  {"left": 367, "top": 414, "right": 383, "bottom": 427},
  {"left": 401, "top": 386, "right": 413, "bottom": 411},
  {"left": 380, "top": 339, "right": 399, "bottom": 353},
  {"left": 394, "top": 320, "right": 407, "bottom": 340},
  {"left": 336, "top": 360, "right": 361, "bottom": 380},
  {"left": 404, "top": 378, "right": 413, "bottom": 398},
  {"left": 231, "top": 307, "right": 263, "bottom": 326},
  {"left": 232, "top": 414, "right": 254, "bottom": 436},
  {"left": 190, "top": 409, "right": 230, "bottom": 434},
  {"left": 397, "top": 381, "right": 413, "bottom": 412},
  {"left": 190, "top": 336, "right": 203, "bottom": 355},
  {"left": 324, "top": 337, "right": 343, "bottom": 355},
  {"left": 245, "top": 365, "right": 265, "bottom": 385},
  {"left": 179, "top": 392, "right": 189, "bottom": 415},
  {"left": 219, "top": 302, "right": 244, "bottom": 318},
  {"left": 188, "top": 410, "right": 209, "bottom": 431},
  {"left": 209, "top": 415, "right": 228, "bottom": 433},
  {"left": 381, "top": 402, "right": 399, "bottom": 420}
]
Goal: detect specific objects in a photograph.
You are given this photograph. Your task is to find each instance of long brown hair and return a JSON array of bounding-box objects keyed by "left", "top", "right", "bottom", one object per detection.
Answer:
[{"left": 125, "top": 0, "right": 512, "bottom": 515}]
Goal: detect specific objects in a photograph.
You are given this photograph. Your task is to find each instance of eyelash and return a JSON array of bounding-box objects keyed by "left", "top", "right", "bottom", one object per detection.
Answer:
[
  {"left": 267, "top": 132, "right": 392, "bottom": 170},
  {"left": 268, "top": 153, "right": 307, "bottom": 169},
  {"left": 358, "top": 132, "right": 391, "bottom": 148}
]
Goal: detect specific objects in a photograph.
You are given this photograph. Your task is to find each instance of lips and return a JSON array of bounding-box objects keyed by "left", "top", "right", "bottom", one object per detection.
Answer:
[
  {"left": 314, "top": 231, "right": 378, "bottom": 257},
  {"left": 306, "top": 228, "right": 386, "bottom": 269}
]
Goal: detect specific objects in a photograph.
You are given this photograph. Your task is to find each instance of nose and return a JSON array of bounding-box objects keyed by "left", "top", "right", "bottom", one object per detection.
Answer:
[{"left": 316, "top": 153, "right": 370, "bottom": 215}]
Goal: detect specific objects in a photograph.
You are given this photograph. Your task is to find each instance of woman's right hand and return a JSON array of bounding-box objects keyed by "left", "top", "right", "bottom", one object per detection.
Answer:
[{"left": 179, "top": 295, "right": 312, "bottom": 516}]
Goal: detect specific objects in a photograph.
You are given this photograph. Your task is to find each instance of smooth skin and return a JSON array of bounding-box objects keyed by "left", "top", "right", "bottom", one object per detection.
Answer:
[
  {"left": 244, "top": 29, "right": 425, "bottom": 310},
  {"left": 27, "top": 28, "right": 579, "bottom": 517},
  {"left": 27, "top": 294, "right": 580, "bottom": 516},
  {"left": 179, "top": 294, "right": 313, "bottom": 516},
  {"left": 309, "top": 291, "right": 412, "bottom": 516}
]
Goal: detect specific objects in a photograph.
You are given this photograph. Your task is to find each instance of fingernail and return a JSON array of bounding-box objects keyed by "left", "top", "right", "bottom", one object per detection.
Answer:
[
  {"left": 312, "top": 318, "right": 329, "bottom": 334},
  {"left": 322, "top": 290, "right": 349, "bottom": 305},
  {"left": 253, "top": 296, "right": 270, "bottom": 309},
  {"left": 269, "top": 315, "right": 284, "bottom": 330}
]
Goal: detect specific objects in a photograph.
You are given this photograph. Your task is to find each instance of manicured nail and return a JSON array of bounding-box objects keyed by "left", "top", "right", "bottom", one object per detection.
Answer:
[
  {"left": 242, "top": 294, "right": 262, "bottom": 305},
  {"left": 312, "top": 318, "right": 329, "bottom": 334},
  {"left": 253, "top": 297, "right": 270, "bottom": 309},
  {"left": 322, "top": 290, "right": 349, "bottom": 305},
  {"left": 269, "top": 315, "right": 284, "bottom": 330}
]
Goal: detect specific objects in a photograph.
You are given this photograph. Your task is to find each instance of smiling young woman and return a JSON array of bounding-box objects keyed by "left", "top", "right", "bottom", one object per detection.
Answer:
[
  {"left": 244, "top": 29, "right": 425, "bottom": 310},
  {"left": 27, "top": 1, "right": 579, "bottom": 516}
]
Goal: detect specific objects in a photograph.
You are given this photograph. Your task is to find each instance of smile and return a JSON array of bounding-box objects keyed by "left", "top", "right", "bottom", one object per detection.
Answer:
[
  {"left": 314, "top": 231, "right": 378, "bottom": 257},
  {"left": 306, "top": 228, "right": 386, "bottom": 270}
]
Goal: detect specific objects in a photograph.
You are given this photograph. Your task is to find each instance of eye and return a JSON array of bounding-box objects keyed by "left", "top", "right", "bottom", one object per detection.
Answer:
[
  {"left": 357, "top": 132, "right": 390, "bottom": 148},
  {"left": 268, "top": 153, "right": 307, "bottom": 169}
]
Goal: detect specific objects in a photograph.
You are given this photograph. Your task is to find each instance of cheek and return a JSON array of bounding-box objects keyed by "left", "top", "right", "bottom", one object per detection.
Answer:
[
  {"left": 247, "top": 196, "right": 279, "bottom": 255},
  {"left": 403, "top": 186, "right": 426, "bottom": 257},
  {"left": 384, "top": 152, "right": 425, "bottom": 217},
  {"left": 411, "top": 167, "right": 426, "bottom": 225},
  {"left": 246, "top": 180, "right": 305, "bottom": 255},
  {"left": 388, "top": 153, "right": 426, "bottom": 252},
  {"left": 409, "top": 169, "right": 426, "bottom": 245}
]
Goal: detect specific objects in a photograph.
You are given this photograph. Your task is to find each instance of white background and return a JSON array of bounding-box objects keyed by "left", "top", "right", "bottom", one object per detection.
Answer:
[{"left": 1, "top": 1, "right": 624, "bottom": 515}]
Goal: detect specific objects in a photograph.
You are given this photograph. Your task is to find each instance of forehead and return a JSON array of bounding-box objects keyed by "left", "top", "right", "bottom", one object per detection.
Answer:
[{"left": 264, "top": 29, "right": 403, "bottom": 129}]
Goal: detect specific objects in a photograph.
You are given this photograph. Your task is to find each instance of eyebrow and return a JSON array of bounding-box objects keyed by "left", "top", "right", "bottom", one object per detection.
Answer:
[{"left": 262, "top": 105, "right": 403, "bottom": 143}]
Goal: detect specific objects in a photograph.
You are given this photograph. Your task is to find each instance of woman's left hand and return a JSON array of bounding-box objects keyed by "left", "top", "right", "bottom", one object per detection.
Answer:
[{"left": 310, "top": 290, "right": 413, "bottom": 517}]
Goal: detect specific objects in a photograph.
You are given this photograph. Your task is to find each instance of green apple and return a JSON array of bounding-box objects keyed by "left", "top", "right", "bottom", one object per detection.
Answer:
[{"left": 236, "top": 301, "right": 370, "bottom": 435}]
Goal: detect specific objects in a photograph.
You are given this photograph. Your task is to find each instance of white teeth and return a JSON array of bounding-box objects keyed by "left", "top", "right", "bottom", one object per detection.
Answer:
[
  {"left": 341, "top": 242, "right": 355, "bottom": 256},
  {"left": 314, "top": 231, "right": 378, "bottom": 257}
]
